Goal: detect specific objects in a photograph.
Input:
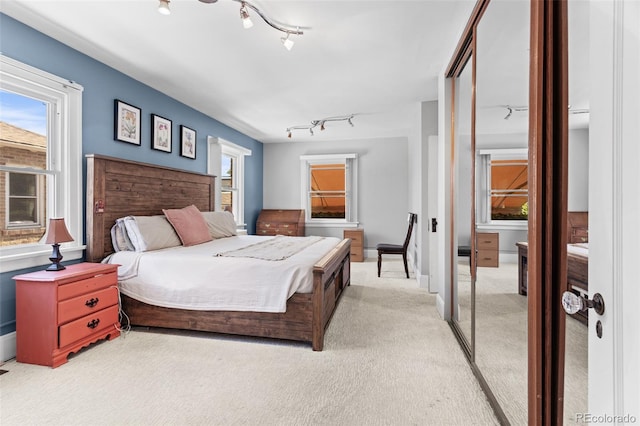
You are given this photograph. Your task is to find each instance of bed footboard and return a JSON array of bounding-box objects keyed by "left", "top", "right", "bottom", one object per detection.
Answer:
[{"left": 311, "top": 238, "right": 351, "bottom": 351}]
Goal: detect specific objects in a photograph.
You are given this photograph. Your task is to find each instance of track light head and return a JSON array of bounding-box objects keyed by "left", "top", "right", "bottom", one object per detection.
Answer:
[
  {"left": 309, "top": 128, "right": 314, "bottom": 136},
  {"left": 281, "top": 34, "right": 295, "bottom": 51},
  {"left": 287, "top": 131, "right": 292, "bottom": 138},
  {"left": 158, "top": 0, "right": 171, "bottom": 15},
  {"left": 240, "top": 3, "right": 253, "bottom": 29},
  {"left": 320, "top": 122, "right": 325, "bottom": 131}
]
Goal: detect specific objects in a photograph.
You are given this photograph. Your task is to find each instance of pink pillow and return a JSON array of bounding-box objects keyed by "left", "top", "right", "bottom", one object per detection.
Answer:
[{"left": 162, "top": 205, "right": 212, "bottom": 247}]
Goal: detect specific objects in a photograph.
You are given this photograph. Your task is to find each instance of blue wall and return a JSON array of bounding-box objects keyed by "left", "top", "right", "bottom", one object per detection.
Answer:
[{"left": 0, "top": 13, "right": 264, "bottom": 336}]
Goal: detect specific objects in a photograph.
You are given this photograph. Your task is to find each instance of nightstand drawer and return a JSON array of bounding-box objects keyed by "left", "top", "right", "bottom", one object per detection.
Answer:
[
  {"left": 58, "top": 286, "right": 119, "bottom": 324},
  {"left": 477, "top": 250, "right": 499, "bottom": 267},
  {"left": 344, "top": 230, "right": 363, "bottom": 247},
  {"left": 59, "top": 304, "right": 119, "bottom": 348},
  {"left": 343, "top": 229, "right": 364, "bottom": 262},
  {"left": 57, "top": 271, "right": 117, "bottom": 301},
  {"left": 477, "top": 233, "right": 499, "bottom": 250}
]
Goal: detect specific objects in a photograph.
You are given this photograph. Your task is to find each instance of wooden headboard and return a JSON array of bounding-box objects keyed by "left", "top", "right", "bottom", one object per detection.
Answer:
[
  {"left": 86, "top": 155, "right": 216, "bottom": 262},
  {"left": 567, "top": 211, "right": 588, "bottom": 244}
]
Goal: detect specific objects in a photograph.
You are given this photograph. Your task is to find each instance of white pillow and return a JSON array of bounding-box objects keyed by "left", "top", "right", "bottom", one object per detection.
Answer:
[
  {"left": 201, "top": 211, "right": 237, "bottom": 238},
  {"left": 123, "top": 215, "right": 182, "bottom": 252},
  {"left": 110, "top": 218, "right": 134, "bottom": 252}
]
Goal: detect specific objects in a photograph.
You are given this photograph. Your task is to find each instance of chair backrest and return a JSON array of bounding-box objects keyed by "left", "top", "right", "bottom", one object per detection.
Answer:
[{"left": 403, "top": 213, "right": 418, "bottom": 249}]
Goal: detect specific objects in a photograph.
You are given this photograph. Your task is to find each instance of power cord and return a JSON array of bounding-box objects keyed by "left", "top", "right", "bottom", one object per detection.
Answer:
[{"left": 111, "top": 285, "right": 131, "bottom": 335}]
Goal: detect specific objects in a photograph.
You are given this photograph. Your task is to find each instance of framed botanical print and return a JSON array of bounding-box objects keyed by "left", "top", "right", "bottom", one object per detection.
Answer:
[
  {"left": 180, "top": 125, "right": 197, "bottom": 159},
  {"left": 114, "top": 99, "right": 141, "bottom": 145},
  {"left": 151, "top": 114, "right": 172, "bottom": 153}
]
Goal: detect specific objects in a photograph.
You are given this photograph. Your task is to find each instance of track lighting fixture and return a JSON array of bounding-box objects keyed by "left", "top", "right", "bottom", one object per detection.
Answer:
[
  {"left": 281, "top": 33, "right": 295, "bottom": 51},
  {"left": 239, "top": 2, "right": 253, "bottom": 29},
  {"left": 177, "top": 0, "right": 304, "bottom": 49},
  {"left": 158, "top": 0, "right": 171, "bottom": 15},
  {"left": 286, "top": 115, "right": 356, "bottom": 138},
  {"left": 502, "top": 105, "right": 529, "bottom": 120}
]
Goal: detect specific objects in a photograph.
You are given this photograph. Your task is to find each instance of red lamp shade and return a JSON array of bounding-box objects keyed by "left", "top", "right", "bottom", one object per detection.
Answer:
[{"left": 44, "top": 218, "right": 74, "bottom": 271}]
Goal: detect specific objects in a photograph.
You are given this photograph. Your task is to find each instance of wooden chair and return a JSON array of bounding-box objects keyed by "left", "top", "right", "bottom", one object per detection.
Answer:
[{"left": 376, "top": 213, "right": 417, "bottom": 278}]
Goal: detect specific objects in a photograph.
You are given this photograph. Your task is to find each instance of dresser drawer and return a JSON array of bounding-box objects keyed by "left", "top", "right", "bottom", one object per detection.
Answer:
[
  {"left": 59, "top": 304, "right": 119, "bottom": 348},
  {"left": 477, "top": 233, "right": 499, "bottom": 250},
  {"left": 273, "top": 226, "right": 298, "bottom": 236},
  {"left": 477, "top": 249, "right": 499, "bottom": 267},
  {"left": 58, "top": 287, "right": 119, "bottom": 325},
  {"left": 57, "top": 271, "right": 117, "bottom": 301}
]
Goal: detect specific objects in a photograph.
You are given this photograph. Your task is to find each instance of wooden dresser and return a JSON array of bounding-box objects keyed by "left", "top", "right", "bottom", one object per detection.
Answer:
[
  {"left": 256, "top": 209, "right": 305, "bottom": 236},
  {"left": 344, "top": 229, "right": 364, "bottom": 262},
  {"left": 476, "top": 232, "right": 499, "bottom": 267},
  {"left": 14, "top": 263, "right": 120, "bottom": 367}
]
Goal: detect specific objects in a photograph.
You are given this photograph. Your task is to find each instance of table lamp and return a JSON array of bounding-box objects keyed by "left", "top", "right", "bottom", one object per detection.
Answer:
[{"left": 44, "top": 218, "right": 74, "bottom": 271}]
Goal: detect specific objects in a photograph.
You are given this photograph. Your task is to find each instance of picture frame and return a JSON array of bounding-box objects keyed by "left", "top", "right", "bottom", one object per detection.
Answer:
[
  {"left": 151, "top": 114, "right": 172, "bottom": 153},
  {"left": 180, "top": 125, "right": 197, "bottom": 159},
  {"left": 114, "top": 99, "right": 141, "bottom": 145}
]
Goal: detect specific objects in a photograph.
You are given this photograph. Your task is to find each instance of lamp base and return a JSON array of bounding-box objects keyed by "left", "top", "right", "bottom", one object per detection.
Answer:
[
  {"left": 46, "top": 243, "right": 65, "bottom": 272},
  {"left": 46, "top": 262, "right": 66, "bottom": 272}
]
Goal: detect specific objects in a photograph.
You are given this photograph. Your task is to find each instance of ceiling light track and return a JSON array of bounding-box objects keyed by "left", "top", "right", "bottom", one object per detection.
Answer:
[
  {"left": 286, "top": 115, "right": 355, "bottom": 138},
  {"left": 159, "top": 0, "right": 304, "bottom": 49}
]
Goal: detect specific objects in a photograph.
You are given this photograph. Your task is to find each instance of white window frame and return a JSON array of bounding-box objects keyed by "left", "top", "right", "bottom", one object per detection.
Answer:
[
  {"left": 300, "top": 153, "right": 358, "bottom": 227},
  {"left": 0, "top": 55, "right": 84, "bottom": 273},
  {"left": 207, "top": 136, "right": 251, "bottom": 228},
  {"left": 476, "top": 148, "right": 528, "bottom": 230}
]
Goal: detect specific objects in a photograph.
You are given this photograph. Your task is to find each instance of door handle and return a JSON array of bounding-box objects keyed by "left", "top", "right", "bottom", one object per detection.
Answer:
[{"left": 562, "top": 291, "right": 605, "bottom": 316}]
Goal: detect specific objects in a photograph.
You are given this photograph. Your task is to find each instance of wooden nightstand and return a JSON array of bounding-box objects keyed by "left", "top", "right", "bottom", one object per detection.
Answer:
[
  {"left": 477, "top": 232, "right": 499, "bottom": 267},
  {"left": 344, "top": 229, "right": 364, "bottom": 262},
  {"left": 13, "top": 263, "right": 120, "bottom": 368}
]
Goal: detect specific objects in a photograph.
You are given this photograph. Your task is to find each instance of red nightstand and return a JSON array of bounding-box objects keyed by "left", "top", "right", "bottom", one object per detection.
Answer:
[{"left": 13, "top": 262, "right": 120, "bottom": 367}]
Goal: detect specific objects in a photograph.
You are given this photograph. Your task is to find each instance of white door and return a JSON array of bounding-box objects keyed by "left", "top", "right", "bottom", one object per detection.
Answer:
[{"left": 588, "top": 0, "right": 640, "bottom": 419}]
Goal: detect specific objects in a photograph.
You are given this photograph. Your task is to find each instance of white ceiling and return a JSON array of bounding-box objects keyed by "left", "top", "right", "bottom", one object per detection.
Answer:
[{"left": 1, "top": 0, "right": 478, "bottom": 143}]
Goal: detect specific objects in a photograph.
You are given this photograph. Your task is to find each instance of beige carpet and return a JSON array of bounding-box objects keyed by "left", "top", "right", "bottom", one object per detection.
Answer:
[
  {"left": 474, "top": 263, "right": 587, "bottom": 426},
  {"left": 0, "top": 259, "right": 498, "bottom": 426}
]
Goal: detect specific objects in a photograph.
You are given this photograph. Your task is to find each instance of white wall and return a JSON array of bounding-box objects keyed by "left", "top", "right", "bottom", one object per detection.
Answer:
[
  {"left": 263, "top": 137, "right": 409, "bottom": 250},
  {"left": 568, "top": 128, "right": 589, "bottom": 212},
  {"left": 407, "top": 101, "right": 439, "bottom": 290}
]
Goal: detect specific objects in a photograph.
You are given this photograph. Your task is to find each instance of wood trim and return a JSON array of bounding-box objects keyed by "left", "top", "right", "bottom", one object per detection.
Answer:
[
  {"left": 445, "top": 0, "right": 491, "bottom": 77},
  {"left": 527, "top": 0, "right": 569, "bottom": 423}
]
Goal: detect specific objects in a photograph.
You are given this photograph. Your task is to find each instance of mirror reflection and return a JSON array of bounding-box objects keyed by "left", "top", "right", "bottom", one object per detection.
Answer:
[
  {"left": 453, "top": 56, "right": 474, "bottom": 353},
  {"left": 563, "top": 0, "right": 589, "bottom": 422},
  {"left": 474, "top": 0, "right": 530, "bottom": 422}
]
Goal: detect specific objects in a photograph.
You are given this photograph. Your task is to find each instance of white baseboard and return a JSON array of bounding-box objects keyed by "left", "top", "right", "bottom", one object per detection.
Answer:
[
  {"left": 0, "top": 332, "right": 16, "bottom": 362},
  {"left": 418, "top": 274, "right": 429, "bottom": 290},
  {"left": 499, "top": 252, "right": 518, "bottom": 264},
  {"left": 436, "top": 293, "right": 446, "bottom": 320}
]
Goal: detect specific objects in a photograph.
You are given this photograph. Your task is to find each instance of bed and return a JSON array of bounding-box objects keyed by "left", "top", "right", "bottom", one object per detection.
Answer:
[
  {"left": 516, "top": 212, "right": 588, "bottom": 323},
  {"left": 85, "top": 154, "right": 351, "bottom": 350}
]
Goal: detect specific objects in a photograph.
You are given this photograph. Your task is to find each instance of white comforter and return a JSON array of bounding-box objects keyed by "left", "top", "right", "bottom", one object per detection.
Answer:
[{"left": 104, "top": 235, "right": 341, "bottom": 313}]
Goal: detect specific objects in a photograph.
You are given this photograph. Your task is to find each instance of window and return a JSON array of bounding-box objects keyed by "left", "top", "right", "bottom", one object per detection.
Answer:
[
  {"left": 477, "top": 149, "right": 528, "bottom": 223},
  {"left": 207, "top": 137, "right": 251, "bottom": 228},
  {"left": 0, "top": 55, "right": 83, "bottom": 272},
  {"left": 8, "top": 172, "right": 45, "bottom": 226},
  {"left": 221, "top": 153, "right": 236, "bottom": 214},
  {"left": 300, "top": 154, "right": 358, "bottom": 226}
]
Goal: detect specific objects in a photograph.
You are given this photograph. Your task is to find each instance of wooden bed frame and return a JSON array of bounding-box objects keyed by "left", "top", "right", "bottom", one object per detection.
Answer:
[
  {"left": 85, "top": 154, "right": 351, "bottom": 350},
  {"left": 516, "top": 212, "right": 588, "bottom": 323}
]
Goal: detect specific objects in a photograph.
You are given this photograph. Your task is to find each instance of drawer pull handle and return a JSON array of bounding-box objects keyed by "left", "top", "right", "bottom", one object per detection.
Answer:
[
  {"left": 87, "top": 319, "right": 100, "bottom": 329},
  {"left": 85, "top": 297, "right": 100, "bottom": 308}
]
